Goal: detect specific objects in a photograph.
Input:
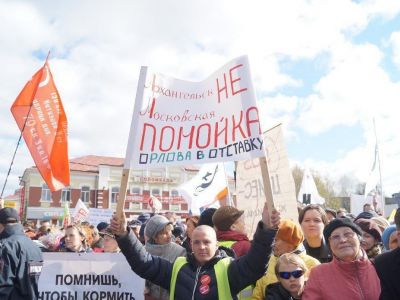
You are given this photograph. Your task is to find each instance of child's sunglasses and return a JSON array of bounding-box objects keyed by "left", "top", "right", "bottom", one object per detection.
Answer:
[{"left": 278, "top": 270, "right": 304, "bottom": 279}]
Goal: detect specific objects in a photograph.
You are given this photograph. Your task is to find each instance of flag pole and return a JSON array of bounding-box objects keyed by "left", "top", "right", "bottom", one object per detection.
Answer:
[
  {"left": 221, "top": 162, "right": 232, "bottom": 206},
  {"left": 1, "top": 53, "right": 52, "bottom": 198},
  {"left": 373, "top": 119, "right": 384, "bottom": 213}
]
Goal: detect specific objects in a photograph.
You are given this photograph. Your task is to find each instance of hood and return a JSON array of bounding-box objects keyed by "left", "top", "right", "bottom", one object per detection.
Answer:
[{"left": 217, "top": 230, "right": 249, "bottom": 242}]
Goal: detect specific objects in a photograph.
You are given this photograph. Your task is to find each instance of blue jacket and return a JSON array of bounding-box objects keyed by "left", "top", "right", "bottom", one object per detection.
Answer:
[
  {"left": 0, "top": 223, "right": 43, "bottom": 299},
  {"left": 117, "top": 222, "right": 276, "bottom": 300}
]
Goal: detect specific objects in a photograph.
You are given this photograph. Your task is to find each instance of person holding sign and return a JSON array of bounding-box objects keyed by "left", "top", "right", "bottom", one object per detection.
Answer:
[{"left": 110, "top": 203, "right": 280, "bottom": 300}]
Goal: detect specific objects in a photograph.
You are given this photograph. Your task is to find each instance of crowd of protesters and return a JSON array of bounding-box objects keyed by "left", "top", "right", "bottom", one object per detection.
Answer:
[{"left": 0, "top": 201, "right": 399, "bottom": 299}]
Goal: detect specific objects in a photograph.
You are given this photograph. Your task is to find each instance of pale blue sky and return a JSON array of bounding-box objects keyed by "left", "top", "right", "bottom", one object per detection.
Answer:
[{"left": 0, "top": 0, "right": 399, "bottom": 197}]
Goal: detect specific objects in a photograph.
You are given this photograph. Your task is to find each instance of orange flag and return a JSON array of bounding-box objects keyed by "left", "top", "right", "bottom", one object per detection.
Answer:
[{"left": 11, "top": 60, "right": 70, "bottom": 192}]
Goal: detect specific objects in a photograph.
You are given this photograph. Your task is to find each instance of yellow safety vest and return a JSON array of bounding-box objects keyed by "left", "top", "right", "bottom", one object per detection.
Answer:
[
  {"left": 218, "top": 240, "right": 253, "bottom": 300},
  {"left": 169, "top": 256, "right": 232, "bottom": 300}
]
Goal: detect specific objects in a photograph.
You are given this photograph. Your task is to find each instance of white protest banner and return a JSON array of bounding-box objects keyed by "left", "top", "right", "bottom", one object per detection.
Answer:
[
  {"left": 87, "top": 208, "right": 114, "bottom": 226},
  {"left": 236, "top": 124, "right": 298, "bottom": 237},
  {"left": 38, "top": 253, "right": 145, "bottom": 300},
  {"left": 72, "top": 199, "right": 89, "bottom": 224},
  {"left": 178, "top": 163, "right": 227, "bottom": 215},
  {"left": 124, "top": 55, "right": 264, "bottom": 169}
]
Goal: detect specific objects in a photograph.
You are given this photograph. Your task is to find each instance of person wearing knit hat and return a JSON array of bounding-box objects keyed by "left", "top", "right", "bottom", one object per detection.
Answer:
[
  {"left": 381, "top": 225, "right": 398, "bottom": 251},
  {"left": 303, "top": 217, "right": 381, "bottom": 300},
  {"left": 212, "top": 206, "right": 250, "bottom": 258},
  {"left": 197, "top": 207, "right": 217, "bottom": 227},
  {"left": 144, "top": 214, "right": 186, "bottom": 300},
  {"left": 354, "top": 210, "right": 378, "bottom": 222},
  {"left": 252, "top": 219, "right": 320, "bottom": 300},
  {"left": 323, "top": 217, "right": 362, "bottom": 242},
  {"left": 273, "top": 220, "right": 304, "bottom": 255},
  {"left": 144, "top": 215, "right": 173, "bottom": 243},
  {"left": 355, "top": 218, "right": 383, "bottom": 259}
]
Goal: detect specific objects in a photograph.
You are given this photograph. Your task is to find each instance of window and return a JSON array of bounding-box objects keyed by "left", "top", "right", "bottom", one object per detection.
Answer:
[
  {"left": 81, "top": 186, "right": 90, "bottom": 203},
  {"left": 61, "top": 187, "right": 71, "bottom": 202},
  {"left": 41, "top": 184, "right": 51, "bottom": 202},
  {"left": 171, "top": 189, "right": 179, "bottom": 197},
  {"left": 111, "top": 187, "right": 119, "bottom": 203},
  {"left": 170, "top": 204, "right": 180, "bottom": 211},
  {"left": 131, "top": 187, "right": 141, "bottom": 195},
  {"left": 151, "top": 188, "right": 160, "bottom": 196},
  {"left": 129, "top": 203, "right": 141, "bottom": 210}
]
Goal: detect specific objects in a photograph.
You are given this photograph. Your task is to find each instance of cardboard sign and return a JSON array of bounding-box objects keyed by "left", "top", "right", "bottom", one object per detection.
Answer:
[{"left": 236, "top": 124, "right": 299, "bottom": 237}]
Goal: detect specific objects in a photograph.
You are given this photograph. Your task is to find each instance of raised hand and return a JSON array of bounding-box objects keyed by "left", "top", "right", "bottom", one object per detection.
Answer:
[
  {"left": 110, "top": 211, "right": 128, "bottom": 237},
  {"left": 262, "top": 202, "right": 280, "bottom": 229}
]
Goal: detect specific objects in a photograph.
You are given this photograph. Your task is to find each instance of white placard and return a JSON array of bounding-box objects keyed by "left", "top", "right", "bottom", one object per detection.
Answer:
[
  {"left": 87, "top": 208, "right": 114, "bottom": 226},
  {"left": 125, "top": 55, "right": 264, "bottom": 169},
  {"left": 38, "top": 253, "right": 145, "bottom": 300}
]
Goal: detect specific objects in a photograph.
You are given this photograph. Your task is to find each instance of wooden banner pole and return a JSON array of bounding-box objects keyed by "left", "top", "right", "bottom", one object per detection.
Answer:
[
  {"left": 259, "top": 156, "right": 275, "bottom": 227},
  {"left": 116, "top": 168, "right": 130, "bottom": 219}
]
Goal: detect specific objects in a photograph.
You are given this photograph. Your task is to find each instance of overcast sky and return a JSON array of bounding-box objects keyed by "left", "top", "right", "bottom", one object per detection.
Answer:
[{"left": 1, "top": 0, "right": 399, "bottom": 197}]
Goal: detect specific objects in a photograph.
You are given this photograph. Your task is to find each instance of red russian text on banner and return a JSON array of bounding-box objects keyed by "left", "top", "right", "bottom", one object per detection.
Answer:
[
  {"left": 124, "top": 55, "right": 265, "bottom": 169},
  {"left": 11, "top": 61, "right": 70, "bottom": 192}
]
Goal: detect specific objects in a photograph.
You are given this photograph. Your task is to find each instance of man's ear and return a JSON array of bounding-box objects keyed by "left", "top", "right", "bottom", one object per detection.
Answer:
[{"left": 230, "top": 220, "right": 238, "bottom": 231}]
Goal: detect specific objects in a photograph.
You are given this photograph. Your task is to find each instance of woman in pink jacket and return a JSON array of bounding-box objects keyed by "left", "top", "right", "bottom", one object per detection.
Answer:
[{"left": 302, "top": 218, "right": 381, "bottom": 300}]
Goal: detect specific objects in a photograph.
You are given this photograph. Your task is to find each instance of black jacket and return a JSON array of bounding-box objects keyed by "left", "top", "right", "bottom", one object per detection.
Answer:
[
  {"left": 0, "top": 223, "right": 43, "bottom": 299},
  {"left": 117, "top": 221, "right": 276, "bottom": 300},
  {"left": 303, "top": 237, "right": 332, "bottom": 263},
  {"left": 265, "top": 282, "right": 301, "bottom": 300},
  {"left": 374, "top": 247, "right": 400, "bottom": 300}
]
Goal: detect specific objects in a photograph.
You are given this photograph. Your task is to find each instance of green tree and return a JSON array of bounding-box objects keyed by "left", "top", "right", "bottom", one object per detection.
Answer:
[
  {"left": 292, "top": 165, "right": 304, "bottom": 198},
  {"left": 291, "top": 165, "right": 338, "bottom": 207}
]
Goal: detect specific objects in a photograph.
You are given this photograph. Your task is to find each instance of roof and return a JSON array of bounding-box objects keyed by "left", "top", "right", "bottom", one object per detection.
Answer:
[
  {"left": 69, "top": 155, "right": 200, "bottom": 173},
  {"left": 69, "top": 155, "right": 124, "bottom": 172}
]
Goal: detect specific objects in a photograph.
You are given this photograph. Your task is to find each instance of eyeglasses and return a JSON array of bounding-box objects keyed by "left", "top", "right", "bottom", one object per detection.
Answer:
[
  {"left": 329, "top": 231, "right": 355, "bottom": 243},
  {"left": 278, "top": 270, "right": 304, "bottom": 280}
]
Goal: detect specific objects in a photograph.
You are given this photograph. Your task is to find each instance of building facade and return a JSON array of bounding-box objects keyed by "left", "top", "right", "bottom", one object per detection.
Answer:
[{"left": 19, "top": 155, "right": 232, "bottom": 223}]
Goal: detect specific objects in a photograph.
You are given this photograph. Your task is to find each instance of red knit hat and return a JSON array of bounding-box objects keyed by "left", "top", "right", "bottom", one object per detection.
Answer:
[{"left": 276, "top": 219, "right": 304, "bottom": 248}]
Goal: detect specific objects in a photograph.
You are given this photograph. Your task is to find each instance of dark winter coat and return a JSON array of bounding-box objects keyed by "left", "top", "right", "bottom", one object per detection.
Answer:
[
  {"left": 265, "top": 282, "right": 301, "bottom": 300},
  {"left": 0, "top": 223, "right": 43, "bottom": 299},
  {"left": 374, "top": 246, "right": 400, "bottom": 299},
  {"left": 117, "top": 221, "right": 276, "bottom": 300},
  {"left": 303, "top": 237, "right": 332, "bottom": 263}
]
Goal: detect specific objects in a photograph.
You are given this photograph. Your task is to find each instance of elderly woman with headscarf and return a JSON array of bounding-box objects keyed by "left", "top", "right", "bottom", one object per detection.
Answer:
[
  {"left": 302, "top": 218, "right": 381, "bottom": 300},
  {"left": 355, "top": 218, "right": 383, "bottom": 259},
  {"left": 144, "top": 215, "right": 186, "bottom": 300}
]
